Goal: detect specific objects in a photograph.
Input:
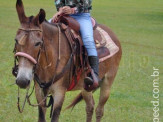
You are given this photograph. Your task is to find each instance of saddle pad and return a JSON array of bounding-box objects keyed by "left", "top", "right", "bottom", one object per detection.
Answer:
[{"left": 95, "top": 26, "right": 119, "bottom": 62}]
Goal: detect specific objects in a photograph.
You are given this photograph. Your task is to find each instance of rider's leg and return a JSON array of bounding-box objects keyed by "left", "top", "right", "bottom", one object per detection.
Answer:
[{"left": 71, "top": 13, "right": 99, "bottom": 88}]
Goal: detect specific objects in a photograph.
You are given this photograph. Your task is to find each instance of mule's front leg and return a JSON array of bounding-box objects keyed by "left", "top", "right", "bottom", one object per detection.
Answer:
[
  {"left": 35, "top": 83, "right": 47, "bottom": 122},
  {"left": 51, "top": 87, "right": 66, "bottom": 122}
]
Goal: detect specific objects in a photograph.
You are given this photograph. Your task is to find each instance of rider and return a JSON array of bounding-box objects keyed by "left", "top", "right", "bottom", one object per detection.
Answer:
[{"left": 52, "top": 0, "right": 99, "bottom": 90}]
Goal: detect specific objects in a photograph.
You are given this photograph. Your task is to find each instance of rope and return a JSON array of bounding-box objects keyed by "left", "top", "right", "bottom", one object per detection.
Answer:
[
  {"left": 57, "top": 25, "right": 61, "bottom": 60},
  {"left": 17, "top": 87, "right": 30, "bottom": 113}
]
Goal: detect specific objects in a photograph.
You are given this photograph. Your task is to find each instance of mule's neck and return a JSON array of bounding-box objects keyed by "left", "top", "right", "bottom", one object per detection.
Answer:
[
  {"left": 36, "top": 21, "right": 59, "bottom": 81},
  {"left": 36, "top": 21, "right": 71, "bottom": 83},
  {"left": 42, "top": 21, "right": 59, "bottom": 38}
]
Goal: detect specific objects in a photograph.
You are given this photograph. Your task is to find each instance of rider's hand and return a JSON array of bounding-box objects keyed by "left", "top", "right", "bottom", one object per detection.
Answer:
[
  {"left": 52, "top": 12, "right": 60, "bottom": 23},
  {"left": 62, "top": 6, "right": 74, "bottom": 15},
  {"left": 52, "top": 8, "right": 63, "bottom": 23},
  {"left": 52, "top": 6, "right": 75, "bottom": 23}
]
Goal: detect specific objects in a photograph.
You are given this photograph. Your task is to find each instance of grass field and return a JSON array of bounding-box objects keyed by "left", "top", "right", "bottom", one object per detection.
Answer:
[{"left": 0, "top": 0, "right": 163, "bottom": 122}]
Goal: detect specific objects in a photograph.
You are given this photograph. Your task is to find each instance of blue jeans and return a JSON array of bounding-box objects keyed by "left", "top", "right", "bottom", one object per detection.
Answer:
[{"left": 70, "top": 13, "right": 97, "bottom": 56}]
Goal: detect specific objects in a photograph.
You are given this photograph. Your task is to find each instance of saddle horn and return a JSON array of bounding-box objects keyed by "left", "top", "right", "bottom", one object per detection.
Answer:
[{"left": 16, "top": 0, "right": 27, "bottom": 23}]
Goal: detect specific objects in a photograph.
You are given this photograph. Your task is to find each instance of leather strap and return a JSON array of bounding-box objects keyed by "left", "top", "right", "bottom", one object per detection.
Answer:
[{"left": 34, "top": 54, "right": 73, "bottom": 89}]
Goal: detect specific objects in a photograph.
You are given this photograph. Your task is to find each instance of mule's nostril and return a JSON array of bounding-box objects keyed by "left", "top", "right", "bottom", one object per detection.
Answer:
[{"left": 16, "top": 78, "right": 30, "bottom": 89}]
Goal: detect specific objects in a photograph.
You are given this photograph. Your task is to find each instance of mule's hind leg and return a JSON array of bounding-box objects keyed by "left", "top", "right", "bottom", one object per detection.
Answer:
[
  {"left": 96, "top": 73, "right": 116, "bottom": 122},
  {"left": 82, "top": 91, "right": 95, "bottom": 122},
  {"left": 35, "top": 83, "right": 47, "bottom": 122}
]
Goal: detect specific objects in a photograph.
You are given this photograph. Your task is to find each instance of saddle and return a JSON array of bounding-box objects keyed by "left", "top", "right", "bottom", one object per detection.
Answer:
[{"left": 57, "top": 16, "right": 119, "bottom": 91}]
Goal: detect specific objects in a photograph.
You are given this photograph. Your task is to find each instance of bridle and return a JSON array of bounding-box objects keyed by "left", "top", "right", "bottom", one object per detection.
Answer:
[
  {"left": 14, "top": 27, "right": 43, "bottom": 65},
  {"left": 12, "top": 25, "right": 73, "bottom": 115},
  {"left": 13, "top": 27, "right": 45, "bottom": 113},
  {"left": 19, "top": 27, "right": 43, "bottom": 32}
]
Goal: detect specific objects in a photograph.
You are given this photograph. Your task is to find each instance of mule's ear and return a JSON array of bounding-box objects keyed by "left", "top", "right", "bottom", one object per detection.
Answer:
[
  {"left": 39, "top": 9, "right": 46, "bottom": 24},
  {"left": 16, "top": 0, "right": 27, "bottom": 23},
  {"left": 34, "top": 9, "right": 46, "bottom": 25}
]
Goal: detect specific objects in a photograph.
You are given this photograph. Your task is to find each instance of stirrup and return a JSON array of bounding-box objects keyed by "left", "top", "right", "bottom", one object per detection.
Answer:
[
  {"left": 84, "top": 76, "right": 94, "bottom": 86},
  {"left": 84, "top": 70, "right": 99, "bottom": 92},
  {"left": 84, "top": 79, "right": 99, "bottom": 92}
]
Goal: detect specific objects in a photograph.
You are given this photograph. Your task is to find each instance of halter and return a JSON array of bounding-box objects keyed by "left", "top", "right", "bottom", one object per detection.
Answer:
[
  {"left": 14, "top": 28, "right": 43, "bottom": 64},
  {"left": 15, "top": 52, "right": 37, "bottom": 64},
  {"left": 13, "top": 27, "right": 44, "bottom": 113}
]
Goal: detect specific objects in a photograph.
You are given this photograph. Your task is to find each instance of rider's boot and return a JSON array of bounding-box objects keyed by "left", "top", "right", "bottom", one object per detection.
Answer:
[{"left": 84, "top": 56, "right": 99, "bottom": 91}]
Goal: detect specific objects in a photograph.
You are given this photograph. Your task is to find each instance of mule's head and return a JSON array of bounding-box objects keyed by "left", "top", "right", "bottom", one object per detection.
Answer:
[{"left": 15, "top": 0, "right": 45, "bottom": 89}]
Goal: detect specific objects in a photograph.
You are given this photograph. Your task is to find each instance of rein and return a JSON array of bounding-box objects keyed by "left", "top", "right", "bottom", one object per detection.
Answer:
[
  {"left": 17, "top": 87, "right": 29, "bottom": 113},
  {"left": 17, "top": 84, "right": 53, "bottom": 113}
]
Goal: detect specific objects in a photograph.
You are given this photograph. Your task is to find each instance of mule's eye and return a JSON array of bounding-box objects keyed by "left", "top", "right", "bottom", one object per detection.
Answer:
[{"left": 35, "top": 42, "right": 42, "bottom": 47}]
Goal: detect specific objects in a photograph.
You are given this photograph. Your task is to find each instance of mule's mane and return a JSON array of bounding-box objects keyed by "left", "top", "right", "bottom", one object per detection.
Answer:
[
  {"left": 41, "top": 20, "right": 59, "bottom": 39},
  {"left": 29, "top": 16, "right": 34, "bottom": 23},
  {"left": 24, "top": 16, "right": 58, "bottom": 28},
  {"left": 44, "top": 19, "right": 58, "bottom": 27}
]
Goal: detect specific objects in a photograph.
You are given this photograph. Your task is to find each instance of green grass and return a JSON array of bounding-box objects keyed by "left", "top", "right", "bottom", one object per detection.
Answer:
[{"left": 0, "top": 0, "right": 163, "bottom": 122}]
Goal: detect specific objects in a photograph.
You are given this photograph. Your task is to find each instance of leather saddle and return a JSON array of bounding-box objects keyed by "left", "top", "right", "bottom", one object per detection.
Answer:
[
  {"left": 59, "top": 16, "right": 110, "bottom": 61},
  {"left": 57, "top": 16, "right": 118, "bottom": 91}
]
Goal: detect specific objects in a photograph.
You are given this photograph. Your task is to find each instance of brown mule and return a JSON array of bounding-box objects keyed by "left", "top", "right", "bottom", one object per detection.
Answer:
[{"left": 14, "top": 0, "right": 122, "bottom": 122}]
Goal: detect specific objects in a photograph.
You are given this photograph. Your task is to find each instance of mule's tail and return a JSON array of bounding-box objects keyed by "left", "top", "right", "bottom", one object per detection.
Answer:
[
  {"left": 64, "top": 87, "right": 100, "bottom": 111},
  {"left": 64, "top": 92, "right": 83, "bottom": 111}
]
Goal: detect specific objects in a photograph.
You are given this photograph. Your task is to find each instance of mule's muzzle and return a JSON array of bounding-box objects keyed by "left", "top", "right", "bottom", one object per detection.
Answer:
[{"left": 16, "top": 78, "right": 30, "bottom": 89}]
